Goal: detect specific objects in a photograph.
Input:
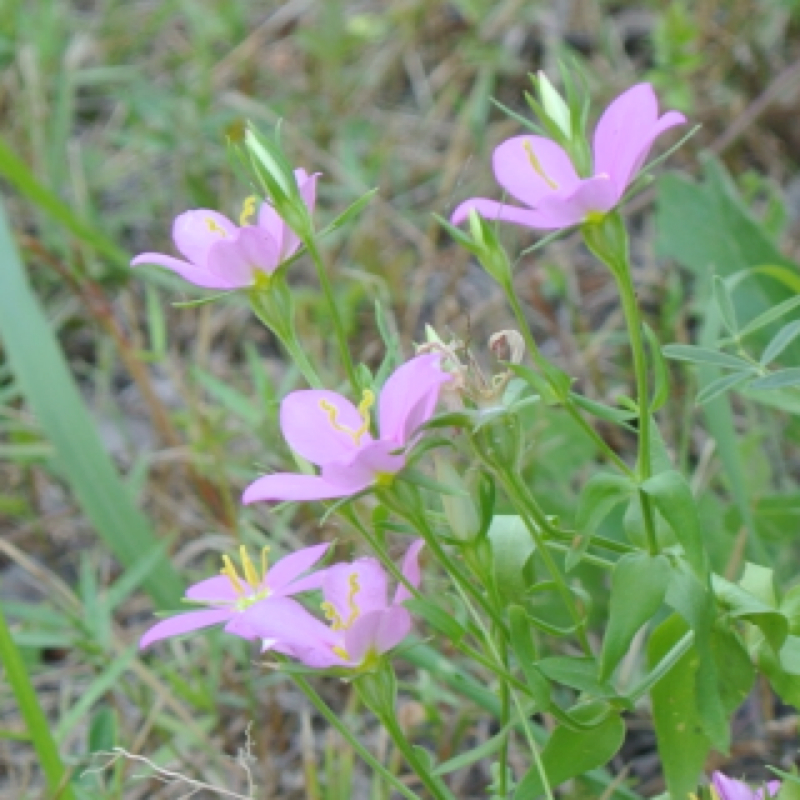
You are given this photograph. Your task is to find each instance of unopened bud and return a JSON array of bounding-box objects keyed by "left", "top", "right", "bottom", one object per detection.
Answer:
[
  {"left": 538, "top": 71, "right": 571, "bottom": 139},
  {"left": 435, "top": 457, "right": 481, "bottom": 542}
]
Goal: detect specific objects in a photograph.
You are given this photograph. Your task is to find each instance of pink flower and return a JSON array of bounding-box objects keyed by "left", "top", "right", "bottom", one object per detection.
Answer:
[
  {"left": 131, "top": 169, "right": 318, "bottom": 289},
  {"left": 450, "top": 83, "right": 685, "bottom": 231},
  {"left": 235, "top": 541, "right": 424, "bottom": 669},
  {"left": 139, "top": 542, "right": 330, "bottom": 648},
  {"left": 711, "top": 773, "right": 781, "bottom": 800},
  {"left": 242, "top": 354, "right": 451, "bottom": 504}
]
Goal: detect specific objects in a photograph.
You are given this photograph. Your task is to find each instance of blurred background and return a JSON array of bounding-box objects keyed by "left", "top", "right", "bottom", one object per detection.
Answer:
[{"left": 2, "top": 1, "right": 800, "bottom": 797}]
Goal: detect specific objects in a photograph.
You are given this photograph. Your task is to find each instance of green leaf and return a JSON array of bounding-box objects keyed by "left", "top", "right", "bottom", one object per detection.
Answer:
[
  {"left": 648, "top": 615, "right": 710, "bottom": 800},
  {"left": 761, "top": 320, "right": 800, "bottom": 366},
  {"left": 568, "top": 391, "right": 637, "bottom": 425},
  {"left": 574, "top": 473, "right": 634, "bottom": 571},
  {"left": 88, "top": 707, "right": 118, "bottom": 753},
  {"left": 695, "top": 370, "right": 754, "bottom": 405},
  {"left": 599, "top": 553, "right": 671, "bottom": 681},
  {"left": 711, "top": 625, "right": 755, "bottom": 713},
  {"left": 778, "top": 635, "right": 800, "bottom": 675},
  {"left": 641, "top": 471, "right": 706, "bottom": 575},
  {"left": 403, "top": 599, "right": 467, "bottom": 643},
  {"left": 318, "top": 188, "right": 378, "bottom": 235},
  {"left": 432, "top": 725, "right": 513, "bottom": 776},
  {"left": 488, "top": 516, "right": 535, "bottom": 604},
  {"left": 713, "top": 275, "right": 739, "bottom": 335},
  {"left": 537, "top": 657, "right": 615, "bottom": 697},
  {"left": 740, "top": 294, "right": 800, "bottom": 339},
  {"left": 740, "top": 562, "right": 778, "bottom": 607},
  {"left": 662, "top": 344, "right": 752, "bottom": 370},
  {"left": 0, "top": 202, "right": 180, "bottom": 608},
  {"left": 749, "top": 368, "right": 800, "bottom": 390},
  {"left": 509, "top": 606, "right": 551, "bottom": 710},
  {"left": 644, "top": 324, "right": 669, "bottom": 411},
  {"left": 513, "top": 710, "right": 625, "bottom": 800}
]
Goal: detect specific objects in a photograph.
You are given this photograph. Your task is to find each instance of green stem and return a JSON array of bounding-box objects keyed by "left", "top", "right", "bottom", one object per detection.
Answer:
[
  {"left": 612, "top": 264, "right": 659, "bottom": 555},
  {"left": 496, "top": 628, "right": 510, "bottom": 798},
  {"left": 626, "top": 630, "right": 694, "bottom": 703},
  {"left": 497, "top": 469, "right": 592, "bottom": 655},
  {"left": 0, "top": 597, "right": 76, "bottom": 800},
  {"left": 289, "top": 672, "right": 423, "bottom": 800},
  {"left": 504, "top": 284, "right": 633, "bottom": 477},
  {"left": 304, "top": 238, "right": 359, "bottom": 393}
]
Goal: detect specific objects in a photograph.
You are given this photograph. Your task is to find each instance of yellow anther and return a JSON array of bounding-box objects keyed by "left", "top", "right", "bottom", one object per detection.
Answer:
[
  {"left": 319, "top": 389, "right": 375, "bottom": 445},
  {"left": 523, "top": 141, "right": 559, "bottom": 190},
  {"left": 221, "top": 554, "right": 246, "bottom": 596},
  {"left": 206, "top": 217, "right": 227, "bottom": 235},
  {"left": 239, "top": 195, "right": 258, "bottom": 226},
  {"left": 333, "top": 646, "right": 350, "bottom": 660},
  {"left": 240, "top": 545, "right": 260, "bottom": 588},
  {"left": 321, "top": 573, "right": 361, "bottom": 631}
]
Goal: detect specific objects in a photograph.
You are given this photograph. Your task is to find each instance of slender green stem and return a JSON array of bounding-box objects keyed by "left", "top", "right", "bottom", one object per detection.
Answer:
[
  {"left": 495, "top": 628, "right": 510, "bottom": 798},
  {"left": 626, "top": 630, "right": 695, "bottom": 703},
  {"left": 0, "top": 597, "right": 76, "bottom": 800},
  {"left": 503, "top": 284, "right": 633, "bottom": 476},
  {"left": 289, "top": 672, "right": 423, "bottom": 800},
  {"left": 378, "top": 714, "right": 451, "bottom": 800},
  {"left": 612, "top": 265, "right": 659, "bottom": 555},
  {"left": 497, "top": 469, "right": 592, "bottom": 655},
  {"left": 304, "top": 238, "right": 359, "bottom": 393}
]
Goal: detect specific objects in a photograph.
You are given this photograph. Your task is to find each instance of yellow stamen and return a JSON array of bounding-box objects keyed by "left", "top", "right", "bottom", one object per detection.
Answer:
[
  {"left": 333, "top": 646, "right": 350, "bottom": 660},
  {"left": 239, "top": 195, "right": 258, "bottom": 226},
  {"left": 321, "top": 573, "right": 361, "bottom": 631},
  {"left": 221, "top": 554, "right": 246, "bottom": 596},
  {"left": 523, "top": 140, "right": 559, "bottom": 190},
  {"left": 240, "top": 545, "right": 260, "bottom": 588},
  {"left": 206, "top": 217, "right": 227, "bottom": 235},
  {"left": 319, "top": 389, "right": 375, "bottom": 445}
]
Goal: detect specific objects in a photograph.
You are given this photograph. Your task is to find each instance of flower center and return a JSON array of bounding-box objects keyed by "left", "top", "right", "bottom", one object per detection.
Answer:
[
  {"left": 319, "top": 389, "right": 375, "bottom": 445},
  {"left": 523, "top": 140, "right": 559, "bottom": 190},
  {"left": 239, "top": 195, "right": 258, "bottom": 227},
  {"left": 220, "top": 545, "right": 271, "bottom": 609},
  {"left": 321, "top": 572, "right": 361, "bottom": 631},
  {"left": 253, "top": 269, "right": 272, "bottom": 291},
  {"left": 205, "top": 217, "right": 228, "bottom": 235},
  {"left": 584, "top": 210, "right": 607, "bottom": 224}
]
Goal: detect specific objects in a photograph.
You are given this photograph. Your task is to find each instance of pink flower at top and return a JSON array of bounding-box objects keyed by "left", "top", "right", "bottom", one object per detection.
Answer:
[
  {"left": 711, "top": 772, "right": 781, "bottom": 800},
  {"left": 233, "top": 540, "right": 424, "bottom": 669},
  {"left": 139, "top": 542, "right": 330, "bottom": 648},
  {"left": 450, "top": 83, "right": 685, "bottom": 231},
  {"left": 131, "top": 169, "right": 318, "bottom": 289},
  {"left": 242, "top": 354, "right": 451, "bottom": 505}
]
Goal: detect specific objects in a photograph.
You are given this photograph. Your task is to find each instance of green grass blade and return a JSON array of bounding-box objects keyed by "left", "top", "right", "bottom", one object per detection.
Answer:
[
  {"left": 0, "top": 200, "right": 180, "bottom": 608},
  {"left": 0, "top": 594, "right": 77, "bottom": 800}
]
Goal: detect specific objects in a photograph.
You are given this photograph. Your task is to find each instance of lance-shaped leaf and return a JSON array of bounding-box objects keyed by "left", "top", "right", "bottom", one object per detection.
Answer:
[
  {"left": 489, "top": 516, "right": 536, "bottom": 603},
  {"left": 599, "top": 552, "right": 670, "bottom": 681}
]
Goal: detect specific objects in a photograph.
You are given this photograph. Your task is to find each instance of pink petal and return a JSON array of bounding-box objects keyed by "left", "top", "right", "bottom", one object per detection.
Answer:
[
  {"left": 185, "top": 575, "right": 238, "bottom": 605},
  {"left": 344, "top": 606, "right": 411, "bottom": 663},
  {"left": 394, "top": 539, "right": 425, "bottom": 604},
  {"left": 493, "top": 136, "right": 580, "bottom": 208},
  {"left": 535, "top": 175, "right": 620, "bottom": 224},
  {"left": 321, "top": 440, "right": 405, "bottom": 489},
  {"left": 172, "top": 210, "right": 237, "bottom": 265},
  {"left": 204, "top": 227, "right": 280, "bottom": 288},
  {"left": 450, "top": 197, "right": 565, "bottom": 230},
  {"left": 130, "top": 253, "right": 228, "bottom": 289},
  {"left": 280, "top": 390, "right": 370, "bottom": 465},
  {"left": 257, "top": 202, "right": 289, "bottom": 260},
  {"left": 242, "top": 473, "right": 357, "bottom": 504},
  {"left": 268, "top": 542, "right": 331, "bottom": 594},
  {"left": 592, "top": 84, "right": 685, "bottom": 195},
  {"left": 378, "top": 354, "right": 450, "bottom": 445},
  {"left": 712, "top": 773, "right": 759, "bottom": 800},
  {"left": 139, "top": 609, "right": 231, "bottom": 649},
  {"left": 322, "top": 559, "right": 389, "bottom": 622},
  {"left": 235, "top": 596, "right": 344, "bottom": 668}
]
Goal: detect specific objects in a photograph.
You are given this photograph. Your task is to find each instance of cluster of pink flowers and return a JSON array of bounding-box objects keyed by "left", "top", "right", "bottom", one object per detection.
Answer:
[{"left": 708, "top": 771, "right": 781, "bottom": 800}]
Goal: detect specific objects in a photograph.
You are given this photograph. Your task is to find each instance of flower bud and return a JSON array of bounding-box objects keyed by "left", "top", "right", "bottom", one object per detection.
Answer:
[
  {"left": 537, "top": 71, "right": 572, "bottom": 139},
  {"left": 434, "top": 457, "right": 481, "bottom": 542},
  {"left": 581, "top": 210, "right": 629, "bottom": 275}
]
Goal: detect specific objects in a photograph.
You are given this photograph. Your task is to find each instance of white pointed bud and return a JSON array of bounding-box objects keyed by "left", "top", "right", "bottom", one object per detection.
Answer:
[{"left": 537, "top": 71, "right": 571, "bottom": 139}]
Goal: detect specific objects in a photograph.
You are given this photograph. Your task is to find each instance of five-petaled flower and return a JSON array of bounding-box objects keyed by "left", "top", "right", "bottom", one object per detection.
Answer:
[
  {"left": 235, "top": 540, "right": 424, "bottom": 669},
  {"left": 139, "top": 542, "right": 330, "bottom": 648},
  {"left": 450, "top": 83, "right": 685, "bottom": 231},
  {"left": 131, "top": 169, "right": 318, "bottom": 289},
  {"left": 242, "top": 354, "right": 451, "bottom": 504},
  {"left": 707, "top": 772, "right": 781, "bottom": 800}
]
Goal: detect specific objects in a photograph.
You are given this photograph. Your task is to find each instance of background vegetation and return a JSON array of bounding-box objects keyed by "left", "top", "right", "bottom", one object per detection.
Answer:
[{"left": 2, "top": 0, "right": 800, "bottom": 797}]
